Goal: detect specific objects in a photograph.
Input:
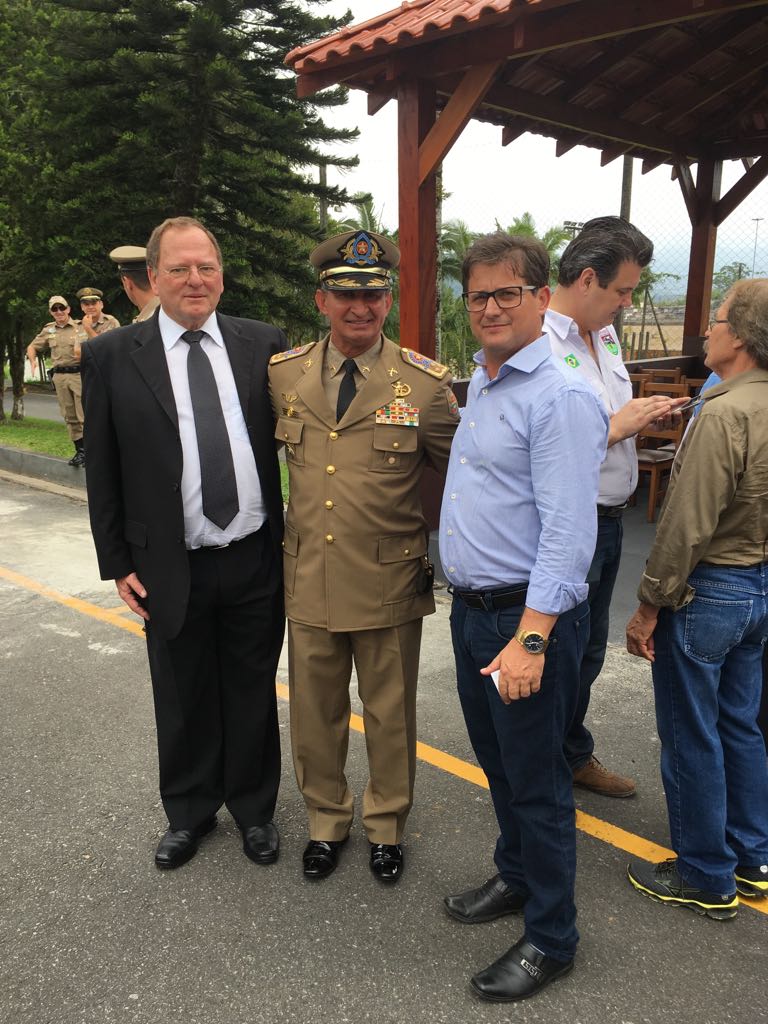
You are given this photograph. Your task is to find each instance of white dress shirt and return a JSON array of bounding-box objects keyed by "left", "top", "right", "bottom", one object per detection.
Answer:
[
  {"left": 158, "top": 308, "right": 266, "bottom": 549},
  {"left": 545, "top": 309, "right": 636, "bottom": 505}
]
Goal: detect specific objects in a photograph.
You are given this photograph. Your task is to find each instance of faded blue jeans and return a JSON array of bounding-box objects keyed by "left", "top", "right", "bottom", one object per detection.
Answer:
[{"left": 652, "top": 563, "right": 768, "bottom": 894}]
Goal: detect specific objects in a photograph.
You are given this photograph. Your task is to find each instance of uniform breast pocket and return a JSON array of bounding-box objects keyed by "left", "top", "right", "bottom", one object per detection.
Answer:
[
  {"left": 379, "top": 531, "right": 428, "bottom": 605},
  {"left": 275, "top": 416, "right": 305, "bottom": 467},
  {"left": 369, "top": 424, "right": 418, "bottom": 472}
]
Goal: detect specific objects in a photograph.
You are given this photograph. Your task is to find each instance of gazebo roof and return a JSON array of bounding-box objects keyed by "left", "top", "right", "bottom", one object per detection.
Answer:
[{"left": 287, "top": 0, "right": 768, "bottom": 169}]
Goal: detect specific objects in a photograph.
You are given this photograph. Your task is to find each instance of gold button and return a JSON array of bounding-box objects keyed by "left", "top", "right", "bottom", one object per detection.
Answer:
[
  {"left": 283, "top": 432, "right": 289, "bottom": 439},
  {"left": 387, "top": 456, "right": 396, "bottom": 465},
  {"left": 393, "top": 441, "right": 400, "bottom": 449},
  {"left": 325, "top": 534, "right": 334, "bottom": 544},
  {"left": 326, "top": 465, "right": 336, "bottom": 475},
  {"left": 325, "top": 500, "right": 334, "bottom": 510},
  {"left": 404, "top": 548, "right": 410, "bottom": 555},
  {"left": 329, "top": 431, "right": 339, "bottom": 440},
  {"left": 281, "top": 541, "right": 285, "bottom": 547}
]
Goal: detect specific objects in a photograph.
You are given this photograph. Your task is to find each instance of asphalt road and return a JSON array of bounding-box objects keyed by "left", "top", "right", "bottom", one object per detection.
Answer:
[{"left": 1, "top": 475, "right": 766, "bottom": 1024}]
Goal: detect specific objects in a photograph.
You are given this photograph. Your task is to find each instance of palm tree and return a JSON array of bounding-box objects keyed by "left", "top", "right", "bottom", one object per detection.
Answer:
[{"left": 495, "top": 213, "right": 571, "bottom": 284}]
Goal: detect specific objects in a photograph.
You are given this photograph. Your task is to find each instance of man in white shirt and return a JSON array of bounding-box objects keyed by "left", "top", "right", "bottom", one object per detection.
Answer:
[
  {"left": 82, "top": 217, "right": 287, "bottom": 870},
  {"left": 545, "top": 217, "right": 681, "bottom": 797}
]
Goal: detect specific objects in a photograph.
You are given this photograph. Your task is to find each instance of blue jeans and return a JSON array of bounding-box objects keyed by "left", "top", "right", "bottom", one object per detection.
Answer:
[
  {"left": 450, "top": 597, "right": 589, "bottom": 960},
  {"left": 565, "top": 515, "right": 623, "bottom": 769},
  {"left": 652, "top": 563, "right": 768, "bottom": 893}
]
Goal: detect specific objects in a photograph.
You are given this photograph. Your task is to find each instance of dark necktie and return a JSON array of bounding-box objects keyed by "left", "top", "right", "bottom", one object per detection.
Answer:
[
  {"left": 336, "top": 358, "right": 358, "bottom": 421},
  {"left": 181, "top": 330, "right": 239, "bottom": 530}
]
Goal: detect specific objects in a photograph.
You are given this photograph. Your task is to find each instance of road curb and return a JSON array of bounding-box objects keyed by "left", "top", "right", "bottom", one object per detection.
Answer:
[{"left": 0, "top": 444, "right": 87, "bottom": 497}]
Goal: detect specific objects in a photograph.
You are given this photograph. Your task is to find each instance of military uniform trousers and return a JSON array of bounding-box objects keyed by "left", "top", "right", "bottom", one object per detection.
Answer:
[
  {"left": 287, "top": 617, "right": 423, "bottom": 844},
  {"left": 53, "top": 372, "right": 84, "bottom": 441}
]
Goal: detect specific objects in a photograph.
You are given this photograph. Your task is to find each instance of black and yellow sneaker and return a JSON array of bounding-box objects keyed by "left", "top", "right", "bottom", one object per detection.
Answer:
[
  {"left": 627, "top": 858, "right": 738, "bottom": 920},
  {"left": 735, "top": 864, "right": 768, "bottom": 899}
]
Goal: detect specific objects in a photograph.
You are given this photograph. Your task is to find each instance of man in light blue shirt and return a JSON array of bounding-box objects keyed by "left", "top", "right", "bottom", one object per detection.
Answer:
[{"left": 440, "top": 232, "right": 608, "bottom": 1003}]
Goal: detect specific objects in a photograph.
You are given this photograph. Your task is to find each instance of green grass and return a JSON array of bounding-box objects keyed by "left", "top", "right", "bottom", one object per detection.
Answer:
[{"left": 0, "top": 415, "right": 73, "bottom": 458}]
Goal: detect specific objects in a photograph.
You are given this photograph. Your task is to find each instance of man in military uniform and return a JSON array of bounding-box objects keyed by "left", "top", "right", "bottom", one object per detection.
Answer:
[
  {"left": 109, "top": 245, "right": 160, "bottom": 323},
  {"left": 76, "top": 286, "right": 120, "bottom": 339},
  {"left": 269, "top": 230, "right": 460, "bottom": 884},
  {"left": 26, "top": 296, "right": 88, "bottom": 467}
]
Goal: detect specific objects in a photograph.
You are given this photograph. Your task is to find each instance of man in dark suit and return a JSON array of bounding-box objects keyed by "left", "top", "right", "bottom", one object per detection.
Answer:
[{"left": 82, "top": 216, "right": 286, "bottom": 870}]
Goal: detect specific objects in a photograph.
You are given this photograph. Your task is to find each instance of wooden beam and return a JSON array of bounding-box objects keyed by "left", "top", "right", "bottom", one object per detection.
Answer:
[
  {"left": 367, "top": 88, "right": 394, "bottom": 116},
  {"left": 714, "top": 155, "right": 768, "bottom": 225},
  {"left": 556, "top": 139, "right": 578, "bottom": 157},
  {"left": 675, "top": 160, "right": 698, "bottom": 222},
  {"left": 641, "top": 154, "right": 668, "bottom": 174},
  {"left": 663, "top": 49, "right": 768, "bottom": 130},
  {"left": 501, "top": 124, "right": 525, "bottom": 147},
  {"left": 683, "top": 159, "right": 722, "bottom": 348},
  {"left": 397, "top": 79, "right": 438, "bottom": 359},
  {"left": 482, "top": 80, "right": 697, "bottom": 157},
  {"left": 601, "top": 143, "right": 632, "bottom": 166},
  {"left": 418, "top": 62, "right": 502, "bottom": 185}
]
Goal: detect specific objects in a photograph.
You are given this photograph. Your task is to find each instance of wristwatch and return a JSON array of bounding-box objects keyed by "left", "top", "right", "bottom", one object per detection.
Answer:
[{"left": 514, "top": 629, "right": 549, "bottom": 655}]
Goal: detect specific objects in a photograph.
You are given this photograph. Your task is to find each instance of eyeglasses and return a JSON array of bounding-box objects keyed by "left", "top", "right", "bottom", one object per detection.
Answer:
[
  {"left": 708, "top": 318, "right": 729, "bottom": 331},
  {"left": 162, "top": 265, "right": 221, "bottom": 281},
  {"left": 50, "top": 305, "right": 67, "bottom": 312},
  {"left": 461, "top": 286, "right": 538, "bottom": 312}
]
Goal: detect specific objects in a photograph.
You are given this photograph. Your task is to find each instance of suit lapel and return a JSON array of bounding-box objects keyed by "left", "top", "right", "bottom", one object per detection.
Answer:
[
  {"left": 129, "top": 312, "right": 178, "bottom": 429},
  {"left": 219, "top": 314, "right": 255, "bottom": 420},
  {"left": 296, "top": 340, "right": 336, "bottom": 429}
]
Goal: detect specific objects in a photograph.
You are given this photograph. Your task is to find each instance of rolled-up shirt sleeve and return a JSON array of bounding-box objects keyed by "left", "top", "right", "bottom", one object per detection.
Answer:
[{"left": 527, "top": 387, "right": 608, "bottom": 614}]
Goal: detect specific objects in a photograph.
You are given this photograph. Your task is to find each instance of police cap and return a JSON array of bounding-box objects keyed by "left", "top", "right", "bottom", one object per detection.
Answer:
[{"left": 310, "top": 230, "right": 400, "bottom": 291}]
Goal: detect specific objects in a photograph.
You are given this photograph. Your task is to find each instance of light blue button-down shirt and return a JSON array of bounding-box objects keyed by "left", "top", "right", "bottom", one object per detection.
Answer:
[{"left": 439, "top": 334, "right": 609, "bottom": 615}]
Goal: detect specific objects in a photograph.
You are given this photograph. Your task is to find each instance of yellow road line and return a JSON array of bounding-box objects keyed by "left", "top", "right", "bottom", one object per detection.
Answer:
[{"left": 3, "top": 563, "right": 765, "bottom": 914}]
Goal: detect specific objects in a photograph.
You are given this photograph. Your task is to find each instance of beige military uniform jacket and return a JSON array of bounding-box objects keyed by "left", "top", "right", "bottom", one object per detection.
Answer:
[
  {"left": 134, "top": 297, "right": 160, "bottom": 323},
  {"left": 28, "top": 319, "right": 87, "bottom": 367},
  {"left": 84, "top": 313, "right": 121, "bottom": 335},
  {"left": 269, "top": 335, "right": 460, "bottom": 631}
]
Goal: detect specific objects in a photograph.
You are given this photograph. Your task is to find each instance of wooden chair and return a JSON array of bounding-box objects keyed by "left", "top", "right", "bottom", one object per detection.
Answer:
[
  {"left": 634, "top": 417, "right": 686, "bottom": 522},
  {"left": 628, "top": 373, "right": 647, "bottom": 397},
  {"left": 682, "top": 376, "right": 708, "bottom": 396},
  {"left": 641, "top": 367, "right": 682, "bottom": 384}
]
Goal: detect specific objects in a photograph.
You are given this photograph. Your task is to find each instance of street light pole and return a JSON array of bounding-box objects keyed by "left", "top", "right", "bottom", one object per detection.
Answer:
[{"left": 752, "top": 217, "right": 764, "bottom": 276}]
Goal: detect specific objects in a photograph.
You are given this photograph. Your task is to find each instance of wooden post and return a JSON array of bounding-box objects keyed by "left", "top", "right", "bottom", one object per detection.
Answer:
[
  {"left": 397, "top": 79, "right": 437, "bottom": 357},
  {"left": 682, "top": 158, "right": 722, "bottom": 355}
]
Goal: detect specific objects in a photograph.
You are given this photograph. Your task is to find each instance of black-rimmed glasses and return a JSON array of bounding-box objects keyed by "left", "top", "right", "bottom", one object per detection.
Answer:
[
  {"left": 462, "top": 286, "right": 538, "bottom": 312},
  {"left": 708, "top": 318, "right": 729, "bottom": 331}
]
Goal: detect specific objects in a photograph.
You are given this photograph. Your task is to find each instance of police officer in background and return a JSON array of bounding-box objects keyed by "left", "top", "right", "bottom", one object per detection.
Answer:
[
  {"left": 268, "top": 230, "right": 460, "bottom": 884},
  {"left": 109, "top": 245, "right": 160, "bottom": 323},
  {"left": 26, "top": 296, "right": 88, "bottom": 467},
  {"left": 76, "top": 286, "right": 120, "bottom": 339}
]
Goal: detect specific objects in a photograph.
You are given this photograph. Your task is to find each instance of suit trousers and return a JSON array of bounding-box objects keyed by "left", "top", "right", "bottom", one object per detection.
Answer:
[
  {"left": 450, "top": 596, "right": 589, "bottom": 961},
  {"left": 287, "top": 618, "right": 423, "bottom": 844},
  {"left": 145, "top": 526, "right": 284, "bottom": 831}
]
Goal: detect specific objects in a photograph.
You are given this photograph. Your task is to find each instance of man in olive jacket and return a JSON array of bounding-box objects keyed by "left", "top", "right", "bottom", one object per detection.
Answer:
[{"left": 269, "top": 230, "right": 459, "bottom": 883}]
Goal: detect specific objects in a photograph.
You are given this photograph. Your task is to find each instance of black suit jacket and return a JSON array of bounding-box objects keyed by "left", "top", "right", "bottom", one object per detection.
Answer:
[{"left": 82, "top": 310, "right": 286, "bottom": 638}]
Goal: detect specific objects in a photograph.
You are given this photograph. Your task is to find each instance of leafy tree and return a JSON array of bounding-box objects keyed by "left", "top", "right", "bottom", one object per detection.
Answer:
[
  {"left": 710, "top": 260, "right": 762, "bottom": 303},
  {"left": 1, "top": 0, "right": 361, "bottom": 419},
  {"left": 494, "top": 212, "right": 570, "bottom": 284}
]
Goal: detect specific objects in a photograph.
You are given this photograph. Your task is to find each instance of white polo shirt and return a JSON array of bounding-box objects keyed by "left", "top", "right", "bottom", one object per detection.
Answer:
[{"left": 544, "top": 308, "right": 636, "bottom": 505}]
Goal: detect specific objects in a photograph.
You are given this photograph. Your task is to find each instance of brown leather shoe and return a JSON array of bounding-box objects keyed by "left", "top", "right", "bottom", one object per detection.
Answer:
[{"left": 572, "top": 756, "right": 636, "bottom": 798}]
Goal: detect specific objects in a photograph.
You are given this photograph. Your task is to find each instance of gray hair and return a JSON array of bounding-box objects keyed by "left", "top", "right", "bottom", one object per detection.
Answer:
[
  {"left": 558, "top": 216, "right": 653, "bottom": 287},
  {"left": 462, "top": 232, "right": 549, "bottom": 291},
  {"left": 146, "top": 216, "right": 223, "bottom": 271},
  {"left": 724, "top": 278, "right": 768, "bottom": 369}
]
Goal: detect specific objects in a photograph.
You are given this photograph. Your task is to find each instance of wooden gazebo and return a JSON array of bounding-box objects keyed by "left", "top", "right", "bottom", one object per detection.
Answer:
[{"left": 287, "top": 0, "right": 768, "bottom": 359}]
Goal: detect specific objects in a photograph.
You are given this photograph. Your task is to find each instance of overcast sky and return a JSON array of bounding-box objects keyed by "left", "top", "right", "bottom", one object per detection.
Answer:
[{"left": 303, "top": 1, "right": 767, "bottom": 286}]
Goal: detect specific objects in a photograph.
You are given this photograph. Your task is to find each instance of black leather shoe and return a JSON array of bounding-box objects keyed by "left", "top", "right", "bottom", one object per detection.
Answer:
[
  {"left": 444, "top": 874, "right": 527, "bottom": 923},
  {"left": 154, "top": 817, "right": 217, "bottom": 870},
  {"left": 470, "top": 938, "right": 574, "bottom": 1003},
  {"left": 242, "top": 822, "right": 279, "bottom": 865},
  {"left": 369, "top": 842, "right": 403, "bottom": 883},
  {"left": 303, "top": 838, "right": 346, "bottom": 880}
]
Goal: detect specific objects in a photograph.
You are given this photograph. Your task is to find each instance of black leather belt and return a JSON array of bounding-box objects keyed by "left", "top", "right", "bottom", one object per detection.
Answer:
[
  {"left": 451, "top": 583, "right": 528, "bottom": 611},
  {"left": 53, "top": 365, "right": 81, "bottom": 374},
  {"left": 597, "top": 503, "right": 628, "bottom": 518}
]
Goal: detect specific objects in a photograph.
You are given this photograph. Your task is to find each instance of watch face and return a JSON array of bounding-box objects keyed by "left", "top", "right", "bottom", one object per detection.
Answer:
[{"left": 522, "top": 633, "right": 547, "bottom": 654}]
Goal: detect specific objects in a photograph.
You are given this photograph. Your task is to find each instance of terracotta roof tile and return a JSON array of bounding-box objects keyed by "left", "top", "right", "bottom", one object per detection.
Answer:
[{"left": 286, "top": 0, "right": 534, "bottom": 71}]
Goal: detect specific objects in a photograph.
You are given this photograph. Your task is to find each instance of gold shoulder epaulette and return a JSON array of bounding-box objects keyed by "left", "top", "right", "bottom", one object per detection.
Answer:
[
  {"left": 400, "top": 347, "right": 448, "bottom": 379},
  {"left": 269, "top": 342, "right": 315, "bottom": 366}
]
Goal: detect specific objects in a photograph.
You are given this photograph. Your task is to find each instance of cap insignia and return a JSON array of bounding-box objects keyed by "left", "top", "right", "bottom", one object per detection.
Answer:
[{"left": 338, "top": 231, "right": 384, "bottom": 267}]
